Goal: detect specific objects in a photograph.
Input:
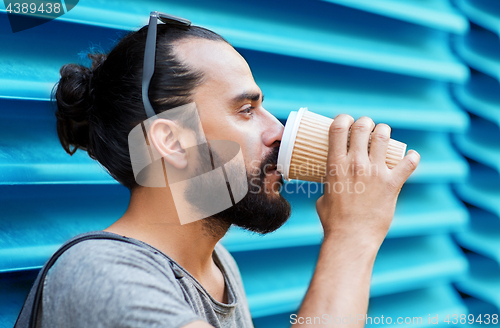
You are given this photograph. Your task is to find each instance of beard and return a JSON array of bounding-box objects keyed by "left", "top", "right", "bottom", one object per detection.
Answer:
[{"left": 184, "top": 143, "right": 291, "bottom": 238}]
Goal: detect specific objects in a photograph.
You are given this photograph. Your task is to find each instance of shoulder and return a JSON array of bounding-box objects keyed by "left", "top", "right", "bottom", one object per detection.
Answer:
[
  {"left": 41, "top": 234, "right": 202, "bottom": 327},
  {"left": 48, "top": 235, "right": 178, "bottom": 286}
]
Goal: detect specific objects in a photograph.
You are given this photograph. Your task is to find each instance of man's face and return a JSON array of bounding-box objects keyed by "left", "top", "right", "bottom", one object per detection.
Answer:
[{"left": 174, "top": 38, "right": 291, "bottom": 234}]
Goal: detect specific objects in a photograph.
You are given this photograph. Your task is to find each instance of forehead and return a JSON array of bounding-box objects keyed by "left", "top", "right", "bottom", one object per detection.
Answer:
[{"left": 172, "top": 38, "right": 259, "bottom": 100}]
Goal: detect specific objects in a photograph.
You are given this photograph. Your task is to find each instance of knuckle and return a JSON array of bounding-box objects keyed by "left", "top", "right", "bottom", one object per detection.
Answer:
[
  {"left": 371, "top": 131, "right": 390, "bottom": 143},
  {"left": 330, "top": 120, "right": 349, "bottom": 134},
  {"left": 350, "top": 152, "right": 365, "bottom": 165},
  {"left": 406, "top": 157, "right": 418, "bottom": 171},
  {"left": 353, "top": 162, "right": 367, "bottom": 174},
  {"left": 350, "top": 123, "right": 369, "bottom": 133},
  {"left": 351, "top": 118, "right": 374, "bottom": 133}
]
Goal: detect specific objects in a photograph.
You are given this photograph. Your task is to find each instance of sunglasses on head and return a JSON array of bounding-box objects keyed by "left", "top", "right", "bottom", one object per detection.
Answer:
[{"left": 142, "top": 11, "right": 191, "bottom": 119}]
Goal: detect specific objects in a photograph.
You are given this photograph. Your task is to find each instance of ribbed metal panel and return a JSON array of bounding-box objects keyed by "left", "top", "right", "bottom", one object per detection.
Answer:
[{"left": 452, "top": 0, "right": 500, "bottom": 317}]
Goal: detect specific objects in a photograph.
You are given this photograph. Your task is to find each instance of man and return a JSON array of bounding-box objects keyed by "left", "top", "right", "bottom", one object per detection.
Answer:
[{"left": 37, "top": 14, "right": 420, "bottom": 328}]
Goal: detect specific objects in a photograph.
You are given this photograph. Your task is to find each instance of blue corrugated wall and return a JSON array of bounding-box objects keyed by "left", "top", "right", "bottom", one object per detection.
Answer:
[
  {"left": 451, "top": 0, "right": 500, "bottom": 318},
  {"left": 0, "top": 0, "right": 498, "bottom": 327}
]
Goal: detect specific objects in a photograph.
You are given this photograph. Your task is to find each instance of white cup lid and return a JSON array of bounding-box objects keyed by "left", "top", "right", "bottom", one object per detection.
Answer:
[{"left": 277, "top": 108, "right": 308, "bottom": 181}]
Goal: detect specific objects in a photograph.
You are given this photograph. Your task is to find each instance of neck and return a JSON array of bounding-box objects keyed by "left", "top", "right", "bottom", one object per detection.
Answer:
[{"left": 104, "top": 185, "right": 231, "bottom": 281}]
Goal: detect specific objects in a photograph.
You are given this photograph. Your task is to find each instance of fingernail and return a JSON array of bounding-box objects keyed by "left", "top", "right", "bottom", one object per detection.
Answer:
[{"left": 408, "top": 150, "right": 419, "bottom": 160}]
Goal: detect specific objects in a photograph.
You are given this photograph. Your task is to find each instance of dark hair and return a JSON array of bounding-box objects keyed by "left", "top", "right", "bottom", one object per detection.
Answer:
[{"left": 54, "top": 24, "right": 228, "bottom": 191}]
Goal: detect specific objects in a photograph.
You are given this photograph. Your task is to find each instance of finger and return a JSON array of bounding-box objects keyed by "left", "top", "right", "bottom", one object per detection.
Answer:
[
  {"left": 328, "top": 114, "right": 354, "bottom": 162},
  {"left": 348, "top": 116, "right": 375, "bottom": 157},
  {"left": 369, "top": 123, "right": 391, "bottom": 164},
  {"left": 391, "top": 150, "right": 420, "bottom": 187}
]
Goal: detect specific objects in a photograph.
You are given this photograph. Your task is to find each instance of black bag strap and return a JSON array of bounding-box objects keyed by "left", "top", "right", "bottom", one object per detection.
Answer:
[{"left": 14, "top": 232, "right": 181, "bottom": 328}]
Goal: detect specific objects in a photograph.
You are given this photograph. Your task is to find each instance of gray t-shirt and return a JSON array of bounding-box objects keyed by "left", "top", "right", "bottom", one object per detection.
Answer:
[{"left": 38, "top": 231, "right": 254, "bottom": 328}]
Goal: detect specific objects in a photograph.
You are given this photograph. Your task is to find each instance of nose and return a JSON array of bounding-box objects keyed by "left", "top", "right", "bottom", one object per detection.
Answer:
[{"left": 261, "top": 107, "right": 284, "bottom": 148}]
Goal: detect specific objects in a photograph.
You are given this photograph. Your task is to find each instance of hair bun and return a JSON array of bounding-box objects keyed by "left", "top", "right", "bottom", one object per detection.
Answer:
[
  {"left": 54, "top": 53, "right": 106, "bottom": 156},
  {"left": 88, "top": 53, "right": 106, "bottom": 71}
]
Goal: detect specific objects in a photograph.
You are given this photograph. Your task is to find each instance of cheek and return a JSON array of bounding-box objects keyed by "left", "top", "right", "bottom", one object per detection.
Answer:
[
  {"left": 197, "top": 109, "right": 264, "bottom": 170},
  {"left": 240, "top": 116, "right": 272, "bottom": 163},
  {"left": 240, "top": 139, "right": 264, "bottom": 174}
]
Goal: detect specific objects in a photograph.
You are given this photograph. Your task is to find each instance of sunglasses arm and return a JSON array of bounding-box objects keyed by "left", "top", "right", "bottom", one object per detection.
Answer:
[{"left": 142, "top": 12, "right": 159, "bottom": 120}]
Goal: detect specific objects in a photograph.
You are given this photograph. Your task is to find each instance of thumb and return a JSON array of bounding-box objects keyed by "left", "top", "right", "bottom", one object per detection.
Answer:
[{"left": 391, "top": 150, "right": 420, "bottom": 188}]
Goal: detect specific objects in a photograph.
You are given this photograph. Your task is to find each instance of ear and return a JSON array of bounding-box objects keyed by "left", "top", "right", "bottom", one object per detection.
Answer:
[{"left": 149, "top": 119, "right": 188, "bottom": 170}]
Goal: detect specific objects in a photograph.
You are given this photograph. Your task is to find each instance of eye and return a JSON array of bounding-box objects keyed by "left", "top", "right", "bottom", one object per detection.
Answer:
[{"left": 239, "top": 106, "right": 255, "bottom": 115}]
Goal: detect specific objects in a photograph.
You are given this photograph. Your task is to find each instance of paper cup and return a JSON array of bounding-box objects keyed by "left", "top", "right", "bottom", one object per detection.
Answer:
[{"left": 277, "top": 108, "right": 407, "bottom": 182}]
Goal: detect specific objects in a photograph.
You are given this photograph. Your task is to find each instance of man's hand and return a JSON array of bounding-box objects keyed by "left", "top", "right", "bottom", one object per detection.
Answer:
[
  {"left": 294, "top": 114, "right": 419, "bottom": 327},
  {"left": 316, "top": 114, "right": 419, "bottom": 250}
]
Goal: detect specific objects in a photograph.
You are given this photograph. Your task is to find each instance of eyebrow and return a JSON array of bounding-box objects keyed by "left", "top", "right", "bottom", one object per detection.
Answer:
[{"left": 231, "top": 92, "right": 264, "bottom": 106}]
